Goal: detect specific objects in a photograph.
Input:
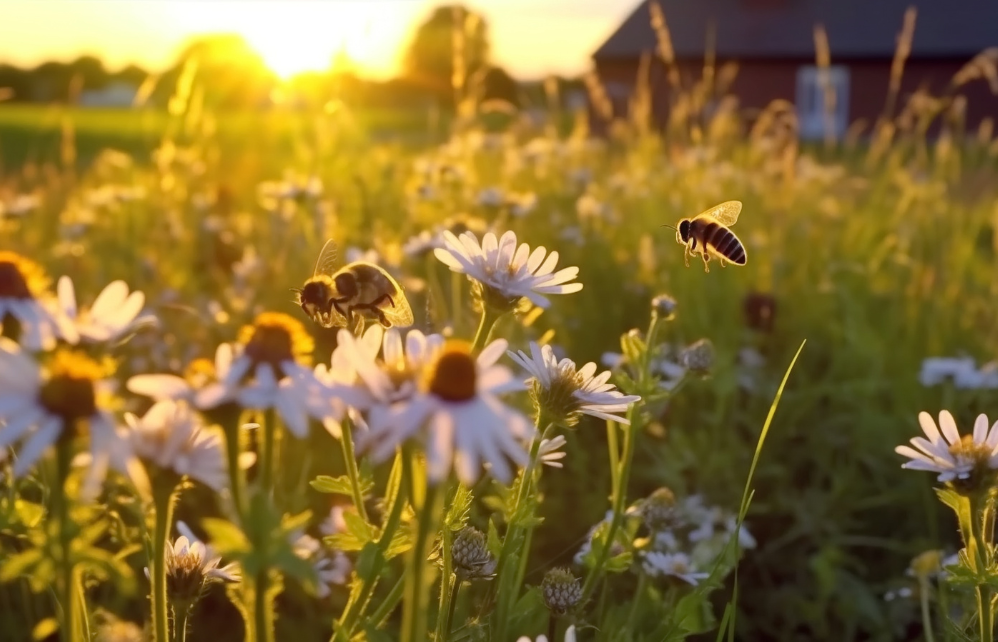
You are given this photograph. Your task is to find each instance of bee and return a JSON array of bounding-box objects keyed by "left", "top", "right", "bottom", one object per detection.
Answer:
[
  {"left": 293, "top": 239, "right": 414, "bottom": 332},
  {"left": 663, "top": 200, "right": 747, "bottom": 273}
]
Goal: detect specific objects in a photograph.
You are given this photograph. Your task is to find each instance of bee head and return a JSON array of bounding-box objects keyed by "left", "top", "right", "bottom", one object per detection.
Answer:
[
  {"left": 678, "top": 219, "right": 692, "bottom": 243},
  {"left": 299, "top": 279, "right": 330, "bottom": 312},
  {"left": 334, "top": 271, "right": 358, "bottom": 297}
]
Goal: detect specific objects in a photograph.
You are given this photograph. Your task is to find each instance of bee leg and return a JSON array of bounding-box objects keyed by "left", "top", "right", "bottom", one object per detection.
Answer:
[
  {"left": 701, "top": 252, "right": 711, "bottom": 273},
  {"left": 683, "top": 243, "right": 691, "bottom": 268},
  {"left": 368, "top": 293, "right": 395, "bottom": 309},
  {"left": 331, "top": 298, "right": 350, "bottom": 320}
]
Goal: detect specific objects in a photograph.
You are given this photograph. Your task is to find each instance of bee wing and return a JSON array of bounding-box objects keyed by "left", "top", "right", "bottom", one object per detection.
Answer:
[
  {"left": 382, "top": 274, "right": 415, "bottom": 328},
  {"left": 696, "top": 200, "right": 742, "bottom": 227},
  {"left": 313, "top": 239, "right": 339, "bottom": 277}
]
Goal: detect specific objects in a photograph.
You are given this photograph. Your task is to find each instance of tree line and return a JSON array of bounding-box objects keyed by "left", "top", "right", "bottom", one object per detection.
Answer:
[{"left": 0, "top": 4, "right": 585, "bottom": 111}]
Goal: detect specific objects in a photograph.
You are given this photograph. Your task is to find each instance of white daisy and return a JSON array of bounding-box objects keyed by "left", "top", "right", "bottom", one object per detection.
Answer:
[
  {"left": 319, "top": 505, "right": 350, "bottom": 537},
  {"left": 641, "top": 551, "right": 709, "bottom": 586},
  {"left": 895, "top": 410, "right": 998, "bottom": 483},
  {"left": 124, "top": 400, "right": 227, "bottom": 491},
  {"left": 0, "top": 340, "right": 128, "bottom": 496},
  {"left": 508, "top": 342, "right": 641, "bottom": 427},
  {"left": 538, "top": 435, "right": 568, "bottom": 468},
  {"left": 127, "top": 343, "right": 243, "bottom": 410},
  {"left": 0, "top": 251, "right": 78, "bottom": 351},
  {"left": 57, "top": 276, "right": 152, "bottom": 344},
  {"left": 289, "top": 531, "right": 351, "bottom": 598},
  {"left": 357, "top": 338, "right": 533, "bottom": 485},
  {"left": 433, "top": 230, "right": 582, "bottom": 310},
  {"left": 196, "top": 313, "right": 319, "bottom": 438}
]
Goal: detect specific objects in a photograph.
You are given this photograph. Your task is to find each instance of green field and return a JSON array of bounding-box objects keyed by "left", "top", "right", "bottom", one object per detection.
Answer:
[{"left": 1, "top": 85, "right": 997, "bottom": 642}]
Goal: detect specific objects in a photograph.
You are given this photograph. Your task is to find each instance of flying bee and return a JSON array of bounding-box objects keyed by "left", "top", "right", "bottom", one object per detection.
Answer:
[
  {"left": 662, "top": 200, "right": 747, "bottom": 273},
  {"left": 293, "top": 239, "right": 414, "bottom": 332}
]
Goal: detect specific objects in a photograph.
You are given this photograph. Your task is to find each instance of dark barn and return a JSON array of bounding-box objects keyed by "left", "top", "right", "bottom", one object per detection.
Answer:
[{"left": 592, "top": 0, "right": 998, "bottom": 139}]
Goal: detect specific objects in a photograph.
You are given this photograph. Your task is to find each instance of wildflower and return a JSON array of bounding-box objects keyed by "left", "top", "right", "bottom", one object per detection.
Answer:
[
  {"left": 651, "top": 294, "right": 677, "bottom": 321},
  {"left": 640, "top": 487, "right": 678, "bottom": 531},
  {"left": 452, "top": 526, "right": 497, "bottom": 580},
  {"left": 642, "top": 551, "right": 709, "bottom": 586},
  {"left": 127, "top": 344, "right": 240, "bottom": 409},
  {"left": 679, "top": 339, "right": 714, "bottom": 374},
  {"left": 359, "top": 338, "right": 532, "bottom": 485},
  {"left": 508, "top": 342, "right": 641, "bottom": 427},
  {"left": 434, "top": 230, "right": 582, "bottom": 312},
  {"left": 208, "top": 312, "right": 318, "bottom": 437},
  {"left": 124, "top": 400, "right": 227, "bottom": 491},
  {"left": 0, "top": 341, "right": 127, "bottom": 493},
  {"left": 0, "top": 251, "right": 77, "bottom": 350},
  {"left": 895, "top": 410, "right": 998, "bottom": 484},
  {"left": 319, "top": 505, "right": 350, "bottom": 537},
  {"left": 290, "top": 531, "right": 352, "bottom": 598},
  {"left": 476, "top": 186, "right": 505, "bottom": 207},
  {"left": 538, "top": 435, "right": 568, "bottom": 468},
  {"left": 57, "top": 277, "right": 150, "bottom": 344},
  {"left": 321, "top": 325, "right": 444, "bottom": 441},
  {"left": 151, "top": 524, "right": 239, "bottom": 609},
  {"left": 541, "top": 567, "right": 583, "bottom": 615},
  {"left": 919, "top": 357, "right": 998, "bottom": 389}
]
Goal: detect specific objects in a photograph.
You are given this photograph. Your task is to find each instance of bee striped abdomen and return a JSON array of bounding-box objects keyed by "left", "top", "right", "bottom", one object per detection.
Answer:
[{"left": 703, "top": 221, "right": 747, "bottom": 265}]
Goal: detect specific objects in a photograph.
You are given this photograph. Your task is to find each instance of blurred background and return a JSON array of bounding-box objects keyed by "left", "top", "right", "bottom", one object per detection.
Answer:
[{"left": 3, "top": 1, "right": 998, "bottom": 641}]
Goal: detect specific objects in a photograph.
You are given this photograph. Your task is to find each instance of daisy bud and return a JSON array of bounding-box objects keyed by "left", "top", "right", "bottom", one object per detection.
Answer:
[
  {"left": 541, "top": 567, "right": 583, "bottom": 615},
  {"left": 679, "top": 339, "right": 714, "bottom": 374},
  {"left": 640, "top": 487, "right": 678, "bottom": 532},
  {"left": 909, "top": 549, "right": 944, "bottom": 580},
  {"left": 452, "top": 526, "right": 497, "bottom": 580},
  {"left": 651, "top": 294, "right": 677, "bottom": 321}
]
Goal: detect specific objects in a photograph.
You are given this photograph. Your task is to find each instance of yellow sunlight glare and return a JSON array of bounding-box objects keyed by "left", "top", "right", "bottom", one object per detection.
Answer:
[{"left": 183, "top": 1, "right": 421, "bottom": 79}]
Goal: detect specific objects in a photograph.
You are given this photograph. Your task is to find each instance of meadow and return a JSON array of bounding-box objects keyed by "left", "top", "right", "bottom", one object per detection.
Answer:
[{"left": 1, "top": 55, "right": 998, "bottom": 642}]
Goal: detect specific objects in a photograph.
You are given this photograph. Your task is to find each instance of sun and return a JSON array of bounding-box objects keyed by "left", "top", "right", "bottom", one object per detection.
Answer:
[{"left": 207, "top": 1, "right": 418, "bottom": 79}]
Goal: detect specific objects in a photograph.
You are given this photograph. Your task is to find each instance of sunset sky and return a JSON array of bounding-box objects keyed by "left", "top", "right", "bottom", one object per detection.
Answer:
[{"left": 0, "top": 0, "right": 639, "bottom": 80}]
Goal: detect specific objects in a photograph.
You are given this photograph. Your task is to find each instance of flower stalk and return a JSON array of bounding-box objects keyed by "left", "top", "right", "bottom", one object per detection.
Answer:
[
  {"left": 151, "top": 478, "right": 178, "bottom": 642},
  {"left": 54, "top": 436, "right": 81, "bottom": 642},
  {"left": 434, "top": 522, "right": 456, "bottom": 642},
  {"left": 470, "top": 305, "right": 503, "bottom": 354},
  {"left": 401, "top": 463, "right": 442, "bottom": 642},
  {"left": 339, "top": 416, "right": 369, "bottom": 523}
]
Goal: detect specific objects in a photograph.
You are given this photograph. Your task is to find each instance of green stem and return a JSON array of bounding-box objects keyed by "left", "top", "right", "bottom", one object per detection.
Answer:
[
  {"left": 54, "top": 439, "right": 79, "bottom": 642},
  {"left": 623, "top": 573, "right": 647, "bottom": 639},
  {"left": 261, "top": 408, "right": 277, "bottom": 496},
  {"left": 972, "top": 495, "right": 994, "bottom": 642},
  {"left": 918, "top": 577, "right": 936, "bottom": 642},
  {"left": 370, "top": 575, "right": 406, "bottom": 630},
  {"left": 402, "top": 480, "right": 441, "bottom": 642},
  {"left": 434, "top": 528, "right": 455, "bottom": 642},
  {"left": 152, "top": 481, "right": 178, "bottom": 642},
  {"left": 492, "top": 425, "right": 551, "bottom": 642},
  {"left": 339, "top": 417, "right": 369, "bottom": 523},
  {"left": 581, "top": 407, "right": 639, "bottom": 601},
  {"left": 335, "top": 451, "right": 409, "bottom": 640},
  {"left": 470, "top": 306, "right": 503, "bottom": 354},
  {"left": 220, "top": 409, "right": 246, "bottom": 521},
  {"left": 253, "top": 571, "right": 274, "bottom": 642}
]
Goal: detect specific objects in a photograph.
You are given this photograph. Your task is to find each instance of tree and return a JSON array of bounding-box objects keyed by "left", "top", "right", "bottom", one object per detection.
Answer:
[{"left": 403, "top": 4, "right": 490, "bottom": 107}]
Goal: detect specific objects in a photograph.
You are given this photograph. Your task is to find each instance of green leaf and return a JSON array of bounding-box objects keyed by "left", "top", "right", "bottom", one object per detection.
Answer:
[
  {"left": 202, "top": 518, "right": 252, "bottom": 555},
  {"left": 310, "top": 474, "right": 373, "bottom": 497},
  {"left": 0, "top": 548, "right": 43, "bottom": 582},
  {"left": 487, "top": 518, "right": 503, "bottom": 558},
  {"left": 444, "top": 484, "right": 473, "bottom": 530},
  {"left": 604, "top": 551, "right": 633, "bottom": 573},
  {"left": 384, "top": 529, "right": 412, "bottom": 560},
  {"left": 620, "top": 331, "right": 646, "bottom": 365},
  {"left": 325, "top": 532, "right": 368, "bottom": 552},
  {"left": 342, "top": 510, "right": 376, "bottom": 545},
  {"left": 15, "top": 500, "right": 45, "bottom": 528},
  {"left": 508, "top": 586, "right": 547, "bottom": 635},
  {"left": 355, "top": 542, "right": 382, "bottom": 579},
  {"left": 672, "top": 589, "right": 716, "bottom": 635},
  {"left": 31, "top": 618, "right": 58, "bottom": 641}
]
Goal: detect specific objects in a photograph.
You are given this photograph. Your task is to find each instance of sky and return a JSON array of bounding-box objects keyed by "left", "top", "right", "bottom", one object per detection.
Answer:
[{"left": 0, "top": 0, "right": 640, "bottom": 80}]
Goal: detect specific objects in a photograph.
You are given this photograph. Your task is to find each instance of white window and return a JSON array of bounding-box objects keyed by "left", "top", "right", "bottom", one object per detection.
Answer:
[{"left": 796, "top": 65, "right": 850, "bottom": 141}]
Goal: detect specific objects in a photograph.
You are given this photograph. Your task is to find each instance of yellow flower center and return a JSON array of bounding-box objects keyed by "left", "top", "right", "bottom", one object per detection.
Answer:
[
  {"left": 237, "top": 311, "right": 314, "bottom": 374},
  {"left": 949, "top": 434, "right": 990, "bottom": 468},
  {"left": 38, "top": 350, "right": 103, "bottom": 423},
  {"left": 424, "top": 341, "right": 477, "bottom": 402},
  {"left": 184, "top": 358, "right": 217, "bottom": 389},
  {"left": 0, "top": 251, "right": 49, "bottom": 300}
]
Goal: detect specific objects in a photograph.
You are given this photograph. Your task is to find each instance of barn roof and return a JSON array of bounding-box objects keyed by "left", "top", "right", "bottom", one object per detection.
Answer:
[{"left": 593, "top": 0, "right": 998, "bottom": 61}]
